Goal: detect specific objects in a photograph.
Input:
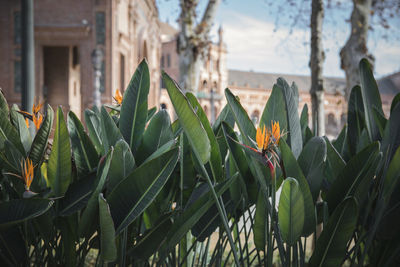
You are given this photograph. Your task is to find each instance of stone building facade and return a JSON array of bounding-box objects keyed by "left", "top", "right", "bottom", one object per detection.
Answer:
[{"left": 0, "top": 0, "right": 161, "bottom": 119}]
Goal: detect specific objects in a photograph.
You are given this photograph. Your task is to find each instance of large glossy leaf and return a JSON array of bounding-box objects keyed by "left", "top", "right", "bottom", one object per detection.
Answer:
[
  {"left": 278, "top": 178, "right": 304, "bottom": 245},
  {"left": 98, "top": 193, "right": 117, "bottom": 262},
  {"left": 129, "top": 213, "right": 173, "bottom": 260},
  {"left": 298, "top": 137, "right": 326, "bottom": 202},
  {"left": 254, "top": 190, "right": 267, "bottom": 250},
  {"left": 277, "top": 78, "right": 302, "bottom": 158},
  {"left": 225, "top": 88, "right": 256, "bottom": 143},
  {"left": 0, "top": 90, "right": 9, "bottom": 114},
  {"left": 386, "top": 103, "right": 400, "bottom": 163},
  {"left": 279, "top": 139, "right": 315, "bottom": 236},
  {"left": 347, "top": 86, "right": 365, "bottom": 155},
  {"left": 322, "top": 137, "right": 345, "bottom": 187},
  {"left": 325, "top": 142, "right": 380, "bottom": 212},
  {"left": 47, "top": 107, "right": 72, "bottom": 197},
  {"left": 161, "top": 175, "right": 238, "bottom": 253},
  {"left": 309, "top": 197, "right": 358, "bottom": 267},
  {"left": 136, "top": 110, "right": 173, "bottom": 164},
  {"left": 119, "top": 59, "right": 150, "bottom": 154},
  {"left": 107, "top": 148, "right": 179, "bottom": 234},
  {"left": 390, "top": 93, "right": 400, "bottom": 115},
  {"left": 100, "top": 107, "right": 123, "bottom": 153},
  {"left": 79, "top": 150, "right": 113, "bottom": 237},
  {"left": 382, "top": 145, "right": 400, "bottom": 203},
  {"left": 84, "top": 109, "right": 104, "bottom": 155},
  {"left": 163, "top": 72, "right": 210, "bottom": 164},
  {"left": 0, "top": 108, "right": 25, "bottom": 155},
  {"left": 187, "top": 92, "right": 223, "bottom": 181},
  {"left": 0, "top": 199, "right": 54, "bottom": 228},
  {"left": 300, "top": 104, "right": 309, "bottom": 145},
  {"left": 59, "top": 172, "right": 96, "bottom": 216},
  {"left": 212, "top": 104, "right": 235, "bottom": 133},
  {"left": 68, "top": 111, "right": 99, "bottom": 175},
  {"left": 359, "top": 58, "right": 384, "bottom": 141},
  {"left": 260, "top": 84, "right": 288, "bottom": 132},
  {"left": 10, "top": 105, "right": 31, "bottom": 154},
  {"left": 106, "top": 139, "right": 135, "bottom": 193},
  {"left": 28, "top": 105, "right": 54, "bottom": 166}
]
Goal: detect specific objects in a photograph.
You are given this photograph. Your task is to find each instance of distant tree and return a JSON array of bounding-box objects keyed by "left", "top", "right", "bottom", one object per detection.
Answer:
[
  {"left": 177, "top": 0, "right": 221, "bottom": 92},
  {"left": 310, "top": 0, "right": 325, "bottom": 136},
  {"left": 340, "top": 0, "right": 400, "bottom": 98}
]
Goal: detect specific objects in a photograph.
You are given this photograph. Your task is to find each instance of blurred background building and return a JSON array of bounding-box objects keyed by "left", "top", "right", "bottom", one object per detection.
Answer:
[{"left": 0, "top": 0, "right": 398, "bottom": 136}]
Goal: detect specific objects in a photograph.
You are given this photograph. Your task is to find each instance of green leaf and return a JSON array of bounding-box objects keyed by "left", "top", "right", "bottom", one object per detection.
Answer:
[
  {"left": 10, "top": 105, "right": 32, "bottom": 154},
  {"left": 129, "top": 213, "right": 173, "bottom": 260},
  {"left": 100, "top": 106, "right": 123, "bottom": 153},
  {"left": 68, "top": 111, "right": 99, "bottom": 175},
  {"left": 347, "top": 86, "right": 365, "bottom": 156},
  {"left": 0, "top": 90, "right": 9, "bottom": 115},
  {"left": 84, "top": 109, "right": 104, "bottom": 155},
  {"left": 277, "top": 78, "right": 302, "bottom": 158},
  {"left": 260, "top": 83, "right": 288, "bottom": 132},
  {"left": 98, "top": 193, "right": 117, "bottom": 262},
  {"left": 254, "top": 191, "right": 267, "bottom": 250},
  {"left": 0, "top": 199, "right": 54, "bottom": 228},
  {"left": 359, "top": 58, "right": 384, "bottom": 141},
  {"left": 386, "top": 103, "right": 400, "bottom": 163},
  {"left": 47, "top": 107, "right": 72, "bottom": 197},
  {"left": 187, "top": 92, "right": 223, "bottom": 181},
  {"left": 59, "top": 172, "right": 96, "bottom": 216},
  {"left": 161, "top": 175, "right": 238, "bottom": 253},
  {"left": 300, "top": 104, "right": 309, "bottom": 145},
  {"left": 278, "top": 178, "right": 304, "bottom": 245},
  {"left": 279, "top": 139, "right": 315, "bottom": 236},
  {"left": 28, "top": 105, "right": 54, "bottom": 167},
  {"left": 323, "top": 137, "right": 345, "bottom": 187},
  {"left": 79, "top": 149, "right": 113, "bottom": 237},
  {"left": 108, "top": 148, "right": 179, "bottom": 234},
  {"left": 136, "top": 110, "right": 173, "bottom": 164},
  {"left": 225, "top": 88, "right": 256, "bottom": 144},
  {"left": 163, "top": 72, "right": 210, "bottom": 164},
  {"left": 119, "top": 59, "right": 150, "bottom": 154},
  {"left": 309, "top": 198, "right": 358, "bottom": 267},
  {"left": 390, "top": 93, "right": 400, "bottom": 115},
  {"left": 298, "top": 137, "right": 326, "bottom": 202},
  {"left": 325, "top": 142, "right": 380, "bottom": 212},
  {"left": 107, "top": 139, "right": 135, "bottom": 193},
  {"left": 147, "top": 107, "right": 157, "bottom": 122},
  {"left": 0, "top": 108, "right": 25, "bottom": 155},
  {"left": 382, "top": 145, "right": 400, "bottom": 203},
  {"left": 212, "top": 104, "right": 235, "bottom": 133}
]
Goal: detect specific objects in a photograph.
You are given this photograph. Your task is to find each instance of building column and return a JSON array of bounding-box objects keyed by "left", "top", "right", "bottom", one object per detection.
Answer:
[{"left": 21, "top": 0, "right": 35, "bottom": 112}]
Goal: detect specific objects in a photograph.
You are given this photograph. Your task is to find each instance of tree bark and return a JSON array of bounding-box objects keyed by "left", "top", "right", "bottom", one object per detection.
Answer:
[
  {"left": 177, "top": 0, "right": 221, "bottom": 92},
  {"left": 340, "top": 0, "right": 374, "bottom": 99},
  {"left": 310, "top": 0, "right": 325, "bottom": 136}
]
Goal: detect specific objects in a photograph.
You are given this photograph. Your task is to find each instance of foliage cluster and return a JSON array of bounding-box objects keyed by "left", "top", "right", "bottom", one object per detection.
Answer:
[{"left": 0, "top": 59, "right": 399, "bottom": 266}]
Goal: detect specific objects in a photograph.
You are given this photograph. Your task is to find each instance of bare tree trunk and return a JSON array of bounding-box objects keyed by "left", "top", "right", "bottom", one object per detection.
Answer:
[
  {"left": 340, "top": 0, "right": 374, "bottom": 99},
  {"left": 310, "top": 0, "right": 325, "bottom": 137},
  {"left": 177, "top": 0, "right": 221, "bottom": 92}
]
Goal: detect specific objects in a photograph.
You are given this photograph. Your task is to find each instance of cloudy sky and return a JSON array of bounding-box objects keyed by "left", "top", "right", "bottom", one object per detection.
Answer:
[{"left": 157, "top": 0, "right": 400, "bottom": 78}]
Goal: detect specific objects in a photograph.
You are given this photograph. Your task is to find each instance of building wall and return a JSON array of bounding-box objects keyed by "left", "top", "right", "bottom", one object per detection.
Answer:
[{"left": 0, "top": 0, "right": 161, "bottom": 118}]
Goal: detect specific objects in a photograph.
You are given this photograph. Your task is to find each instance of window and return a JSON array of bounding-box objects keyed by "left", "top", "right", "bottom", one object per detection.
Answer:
[
  {"left": 161, "top": 103, "right": 167, "bottom": 109},
  {"left": 120, "top": 53, "right": 125, "bottom": 92},
  {"left": 161, "top": 55, "right": 165, "bottom": 68},
  {"left": 202, "top": 80, "right": 208, "bottom": 90},
  {"left": 14, "top": 11, "right": 21, "bottom": 45},
  {"left": 167, "top": 54, "right": 171, "bottom": 67},
  {"left": 96, "top": 12, "right": 106, "bottom": 45}
]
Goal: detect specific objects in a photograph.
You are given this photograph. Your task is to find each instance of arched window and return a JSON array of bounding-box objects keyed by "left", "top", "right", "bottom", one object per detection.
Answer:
[{"left": 202, "top": 80, "right": 208, "bottom": 90}]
